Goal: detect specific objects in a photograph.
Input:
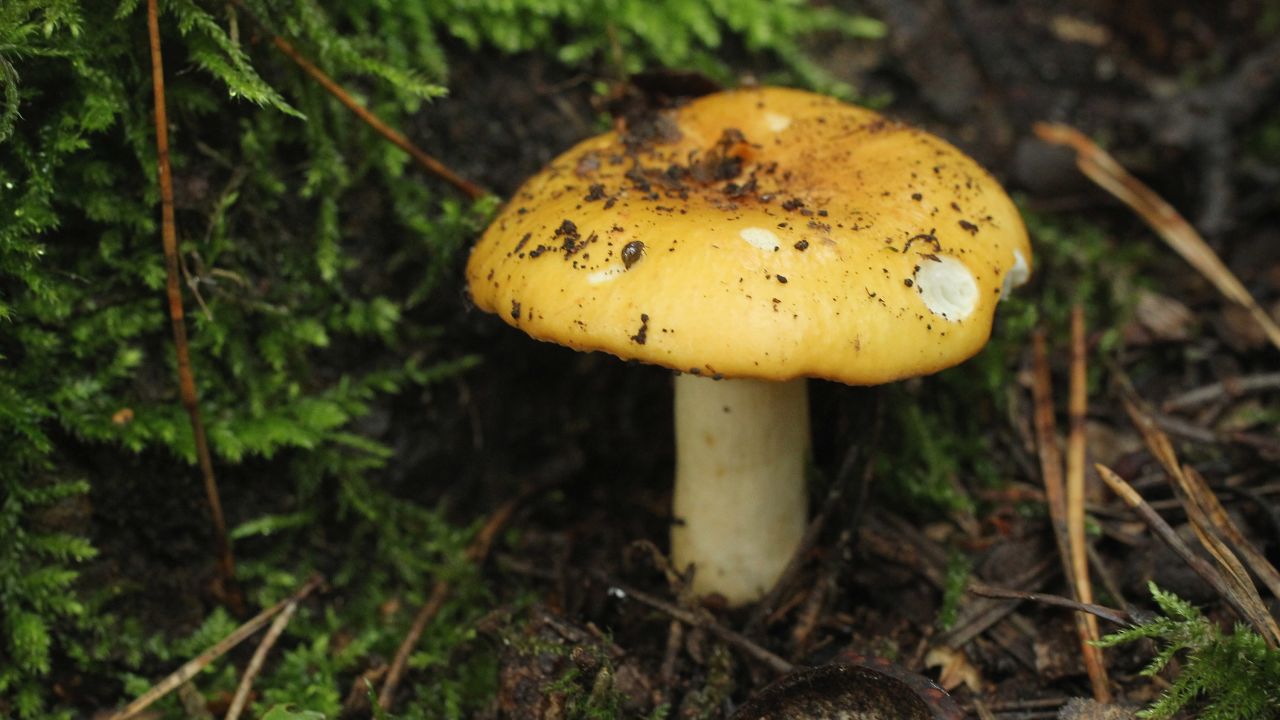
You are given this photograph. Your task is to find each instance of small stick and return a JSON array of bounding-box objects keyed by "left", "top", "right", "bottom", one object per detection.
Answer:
[
  {"left": 378, "top": 495, "right": 523, "bottom": 709},
  {"left": 108, "top": 575, "right": 323, "bottom": 720},
  {"left": 792, "top": 446, "right": 880, "bottom": 652},
  {"left": 654, "top": 619, "right": 684, "bottom": 710},
  {"left": 147, "top": 0, "right": 242, "bottom": 615},
  {"left": 967, "top": 582, "right": 1130, "bottom": 626},
  {"left": 1185, "top": 469, "right": 1280, "bottom": 601},
  {"left": 1034, "top": 122, "right": 1280, "bottom": 351},
  {"left": 1030, "top": 329, "right": 1074, "bottom": 595},
  {"left": 1119, "top": 400, "right": 1280, "bottom": 647},
  {"left": 1066, "top": 308, "right": 1111, "bottom": 701},
  {"left": 938, "top": 558, "right": 1055, "bottom": 649},
  {"left": 594, "top": 571, "right": 795, "bottom": 675},
  {"left": 268, "top": 36, "right": 486, "bottom": 200},
  {"left": 744, "top": 440, "right": 861, "bottom": 635},
  {"left": 972, "top": 699, "right": 998, "bottom": 720},
  {"left": 1095, "top": 464, "right": 1278, "bottom": 646},
  {"left": 1162, "top": 372, "right": 1280, "bottom": 412},
  {"left": 223, "top": 594, "right": 301, "bottom": 720}
]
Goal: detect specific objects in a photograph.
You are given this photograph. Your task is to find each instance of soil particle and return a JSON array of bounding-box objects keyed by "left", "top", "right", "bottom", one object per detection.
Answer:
[
  {"left": 631, "top": 313, "right": 650, "bottom": 344},
  {"left": 556, "top": 219, "right": 585, "bottom": 256}
]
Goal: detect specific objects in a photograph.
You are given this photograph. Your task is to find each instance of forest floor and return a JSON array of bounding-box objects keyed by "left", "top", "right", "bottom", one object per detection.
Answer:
[{"left": 85, "top": 1, "right": 1280, "bottom": 718}]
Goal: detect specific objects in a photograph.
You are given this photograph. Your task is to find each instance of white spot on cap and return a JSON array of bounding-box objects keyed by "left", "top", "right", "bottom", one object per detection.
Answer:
[
  {"left": 915, "top": 255, "right": 979, "bottom": 321},
  {"left": 764, "top": 112, "right": 792, "bottom": 132},
  {"left": 740, "top": 227, "right": 780, "bottom": 251},
  {"left": 587, "top": 265, "right": 626, "bottom": 285},
  {"left": 1000, "top": 249, "right": 1030, "bottom": 299}
]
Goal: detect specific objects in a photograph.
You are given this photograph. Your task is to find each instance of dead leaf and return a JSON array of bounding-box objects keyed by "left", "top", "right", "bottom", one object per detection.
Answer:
[
  {"left": 924, "top": 645, "right": 983, "bottom": 693},
  {"left": 1132, "top": 289, "right": 1196, "bottom": 342}
]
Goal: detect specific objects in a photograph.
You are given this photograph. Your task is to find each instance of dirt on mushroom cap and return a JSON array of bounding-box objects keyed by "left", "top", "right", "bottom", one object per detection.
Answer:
[{"left": 465, "top": 86, "right": 1031, "bottom": 384}]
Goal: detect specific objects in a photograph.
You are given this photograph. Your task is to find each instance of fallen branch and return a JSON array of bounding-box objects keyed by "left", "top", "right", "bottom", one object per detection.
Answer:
[
  {"left": 147, "top": 0, "right": 241, "bottom": 615},
  {"left": 1034, "top": 121, "right": 1280, "bottom": 352},
  {"left": 107, "top": 574, "right": 324, "bottom": 720}
]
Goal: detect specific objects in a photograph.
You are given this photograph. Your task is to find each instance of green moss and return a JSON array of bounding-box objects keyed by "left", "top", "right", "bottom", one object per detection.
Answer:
[
  {"left": 1098, "top": 583, "right": 1280, "bottom": 719},
  {"left": 937, "top": 550, "right": 972, "bottom": 631},
  {"left": 1, "top": 0, "right": 882, "bottom": 715}
]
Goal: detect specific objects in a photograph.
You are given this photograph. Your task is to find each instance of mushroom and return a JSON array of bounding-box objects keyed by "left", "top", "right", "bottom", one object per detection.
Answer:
[{"left": 466, "top": 87, "right": 1031, "bottom": 605}]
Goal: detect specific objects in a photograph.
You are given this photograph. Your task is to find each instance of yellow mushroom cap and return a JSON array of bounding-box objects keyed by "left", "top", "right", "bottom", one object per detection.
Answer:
[{"left": 465, "top": 87, "right": 1031, "bottom": 384}]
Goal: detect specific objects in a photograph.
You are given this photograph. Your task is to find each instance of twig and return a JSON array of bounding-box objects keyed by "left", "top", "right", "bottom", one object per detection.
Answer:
[
  {"left": 223, "top": 594, "right": 301, "bottom": 720},
  {"left": 1034, "top": 122, "right": 1280, "bottom": 352},
  {"left": 1066, "top": 308, "right": 1111, "bottom": 701},
  {"left": 1030, "top": 330, "right": 1076, "bottom": 596},
  {"left": 655, "top": 619, "right": 684, "bottom": 710},
  {"left": 1122, "top": 399, "right": 1280, "bottom": 626},
  {"left": 972, "top": 698, "right": 997, "bottom": 720},
  {"left": 791, "top": 436, "right": 881, "bottom": 653},
  {"left": 1095, "top": 464, "right": 1280, "bottom": 647},
  {"left": 267, "top": 35, "right": 485, "bottom": 200},
  {"left": 1143, "top": 406, "right": 1280, "bottom": 455},
  {"left": 107, "top": 574, "right": 323, "bottom": 720},
  {"left": 1187, "top": 474, "right": 1280, "bottom": 602},
  {"left": 937, "top": 557, "right": 1054, "bottom": 650},
  {"left": 147, "top": 0, "right": 242, "bottom": 616},
  {"left": 378, "top": 494, "right": 523, "bottom": 709},
  {"left": 1162, "top": 372, "right": 1280, "bottom": 412},
  {"left": 967, "top": 582, "right": 1130, "bottom": 626},
  {"left": 744, "top": 436, "right": 864, "bottom": 635},
  {"left": 593, "top": 571, "right": 795, "bottom": 675}
]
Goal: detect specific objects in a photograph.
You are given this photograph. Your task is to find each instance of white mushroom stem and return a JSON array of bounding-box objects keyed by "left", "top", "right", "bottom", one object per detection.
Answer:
[{"left": 671, "top": 374, "right": 809, "bottom": 605}]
